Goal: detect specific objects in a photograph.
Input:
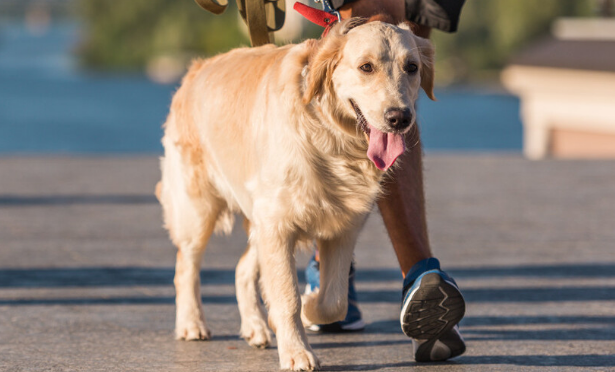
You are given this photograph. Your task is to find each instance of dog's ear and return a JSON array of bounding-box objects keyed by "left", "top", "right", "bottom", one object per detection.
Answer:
[
  {"left": 341, "top": 17, "right": 369, "bottom": 34},
  {"left": 415, "top": 35, "right": 436, "bottom": 101},
  {"left": 303, "top": 18, "right": 367, "bottom": 103},
  {"left": 303, "top": 39, "right": 340, "bottom": 103}
]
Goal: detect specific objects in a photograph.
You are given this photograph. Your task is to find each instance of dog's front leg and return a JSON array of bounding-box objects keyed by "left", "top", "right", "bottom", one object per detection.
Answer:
[
  {"left": 255, "top": 229, "right": 320, "bottom": 371},
  {"left": 301, "top": 218, "right": 365, "bottom": 327}
]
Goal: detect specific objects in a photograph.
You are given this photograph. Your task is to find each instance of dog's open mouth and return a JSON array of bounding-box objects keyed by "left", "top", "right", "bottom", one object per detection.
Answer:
[{"left": 350, "top": 100, "right": 406, "bottom": 171}]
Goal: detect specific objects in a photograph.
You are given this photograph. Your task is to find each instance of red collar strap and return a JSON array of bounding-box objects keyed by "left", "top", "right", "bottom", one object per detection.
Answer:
[{"left": 293, "top": 2, "right": 339, "bottom": 36}]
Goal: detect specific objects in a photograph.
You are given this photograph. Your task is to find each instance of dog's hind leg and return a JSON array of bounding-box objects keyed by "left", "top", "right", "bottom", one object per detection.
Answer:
[
  {"left": 159, "top": 137, "right": 222, "bottom": 341},
  {"left": 174, "top": 239, "right": 215, "bottom": 341},
  {"left": 236, "top": 218, "right": 272, "bottom": 348},
  {"left": 301, "top": 217, "right": 366, "bottom": 326}
]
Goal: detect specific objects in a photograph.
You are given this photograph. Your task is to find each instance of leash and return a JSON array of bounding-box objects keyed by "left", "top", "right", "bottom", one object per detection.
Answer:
[
  {"left": 194, "top": 0, "right": 340, "bottom": 46},
  {"left": 194, "top": 0, "right": 286, "bottom": 46},
  {"left": 293, "top": 0, "right": 340, "bottom": 36}
]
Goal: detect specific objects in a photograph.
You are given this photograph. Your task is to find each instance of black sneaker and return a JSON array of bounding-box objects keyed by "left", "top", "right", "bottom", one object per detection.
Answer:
[{"left": 401, "top": 258, "right": 466, "bottom": 362}]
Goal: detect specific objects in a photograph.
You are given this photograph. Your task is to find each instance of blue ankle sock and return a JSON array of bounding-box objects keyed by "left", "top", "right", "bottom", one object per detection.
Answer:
[{"left": 402, "top": 257, "right": 441, "bottom": 296}]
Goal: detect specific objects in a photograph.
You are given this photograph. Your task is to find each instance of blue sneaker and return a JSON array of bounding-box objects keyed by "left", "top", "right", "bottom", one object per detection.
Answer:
[
  {"left": 401, "top": 258, "right": 466, "bottom": 362},
  {"left": 304, "top": 254, "right": 365, "bottom": 332}
]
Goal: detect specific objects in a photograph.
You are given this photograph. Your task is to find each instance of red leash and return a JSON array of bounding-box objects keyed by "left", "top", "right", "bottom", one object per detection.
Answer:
[{"left": 293, "top": 2, "right": 339, "bottom": 36}]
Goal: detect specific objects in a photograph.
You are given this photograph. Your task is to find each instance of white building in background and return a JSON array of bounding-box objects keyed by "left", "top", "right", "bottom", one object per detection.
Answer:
[{"left": 502, "top": 18, "right": 615, "bottom": 159}]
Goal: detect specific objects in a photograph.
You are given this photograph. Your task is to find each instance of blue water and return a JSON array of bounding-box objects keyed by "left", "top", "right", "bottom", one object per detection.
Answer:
[{"left": 0, "top": 22, "right": 522, "bottom": 154}]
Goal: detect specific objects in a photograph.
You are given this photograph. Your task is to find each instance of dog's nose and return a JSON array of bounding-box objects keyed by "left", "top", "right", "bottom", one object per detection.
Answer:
[{"left": 384, "top": 108, "right": 412, "bottom": 130}]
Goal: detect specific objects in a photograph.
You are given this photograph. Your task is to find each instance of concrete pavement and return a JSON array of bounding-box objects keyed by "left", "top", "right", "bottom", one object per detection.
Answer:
[{"left": 0, "top": 155, "right": 614, "bottom": 371}]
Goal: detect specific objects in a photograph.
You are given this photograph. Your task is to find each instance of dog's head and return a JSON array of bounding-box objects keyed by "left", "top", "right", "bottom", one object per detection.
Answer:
[{"left": 303, "top": 16, "right": 435, "bottom": 171}]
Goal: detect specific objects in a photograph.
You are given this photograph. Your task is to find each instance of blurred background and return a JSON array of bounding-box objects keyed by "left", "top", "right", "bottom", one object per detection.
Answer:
[
  {"left": 1, "top": 0, "right": 612, "bottom": 155},
  {"left": 2, "top": 3, "right": 615, "bottom": 370}
]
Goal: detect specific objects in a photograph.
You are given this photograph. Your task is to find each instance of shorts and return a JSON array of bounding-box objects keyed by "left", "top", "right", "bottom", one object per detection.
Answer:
[{"left": 331, "top": 0, "right": 466, "bottom": 33}]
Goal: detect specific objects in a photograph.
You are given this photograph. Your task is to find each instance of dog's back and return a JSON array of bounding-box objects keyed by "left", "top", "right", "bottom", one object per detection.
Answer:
[{"left": 158, "top": 43, "right": 301, "bottom": 240}]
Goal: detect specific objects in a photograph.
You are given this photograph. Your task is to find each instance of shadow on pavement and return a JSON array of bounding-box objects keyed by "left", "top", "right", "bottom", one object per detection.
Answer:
[
  {"left": 1, "top": 264, "right": 614, "bottom": 307},
  {"left": 463, "top": 327, "right": 615, "bottom": 341},
  {"left": 0, "top": 295, "right": 236, "bottom": 306},
  {"left": 311, "top": 339, "right": 410, "bottom": 350},
  {"left": 0, "top": 194, "right": 158, "bottom": 206},
  {"left": 458, "top": 354, "right": 615, "bottom": 367},
  {"left": 2, "top": 263, "right": 615, "bottom": 288},
  {"left": 464, "top": 315, "right": 615, "bottom": 326},
  {"left": 0, "top": 267, "right": 225, "bottom": 287},
  {"left": 357, "top": 286, "right": 615, "bottom": 302},
  {"left": 354, "top": 265, "right": 615, "bottom": 281},
  {"left": 325, "top": 354, "right": 615, "bottom": 370},
  {"left": 367, "top": 316, "right": 615, "bottom": 341}
]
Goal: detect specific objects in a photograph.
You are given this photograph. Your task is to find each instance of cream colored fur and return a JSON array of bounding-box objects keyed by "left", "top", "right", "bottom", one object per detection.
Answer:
[{"left": 157, "top": 18, "right": 435, "bottom": 371}]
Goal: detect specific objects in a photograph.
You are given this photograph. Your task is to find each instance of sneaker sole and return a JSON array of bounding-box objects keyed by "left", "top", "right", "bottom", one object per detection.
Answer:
[{"left": 401, "top": 272, "right": 466, "bottom": 361}]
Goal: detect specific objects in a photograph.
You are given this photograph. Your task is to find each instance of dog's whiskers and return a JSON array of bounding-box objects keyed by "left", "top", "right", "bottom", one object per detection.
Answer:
[{"left": 405, "top": 125, "right": 421, "bottom": 150}]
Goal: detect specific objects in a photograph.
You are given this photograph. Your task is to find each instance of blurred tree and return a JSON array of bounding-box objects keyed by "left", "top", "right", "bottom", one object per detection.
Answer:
[
  {"left": 78, "top": 0, "right": 249, "bottom": 70},
  {"left": 78, "top": 0, "right": 597, "bottom": 84}
]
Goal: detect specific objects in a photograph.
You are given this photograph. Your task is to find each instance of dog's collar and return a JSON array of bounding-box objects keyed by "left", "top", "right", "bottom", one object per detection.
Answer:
[{"left": 294, "top": 2, "right": 339, "bottom": 36}]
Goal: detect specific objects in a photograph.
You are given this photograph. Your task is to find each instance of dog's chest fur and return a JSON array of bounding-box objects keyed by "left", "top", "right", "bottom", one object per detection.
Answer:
[{"left": 259, "top": 140, "right": 383, "bottom": 240}]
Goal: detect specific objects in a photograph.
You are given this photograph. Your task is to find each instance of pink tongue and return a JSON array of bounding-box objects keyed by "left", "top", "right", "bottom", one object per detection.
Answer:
[{"left": 366, "top": 124, "right": 406, "bottom": 171}]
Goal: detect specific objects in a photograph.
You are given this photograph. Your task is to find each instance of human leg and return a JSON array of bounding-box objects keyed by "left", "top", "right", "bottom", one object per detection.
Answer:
[{"left": 378, "top": 127, "right": 432, "bottom": 277}]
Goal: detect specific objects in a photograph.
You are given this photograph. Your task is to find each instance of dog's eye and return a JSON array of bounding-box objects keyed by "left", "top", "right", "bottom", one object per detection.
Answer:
[
  {"left": 405, "top": 63, "right": 418, "bottom": 74},
  {"left": 359, "top": 63, "right": 373, "bottom": 73}
]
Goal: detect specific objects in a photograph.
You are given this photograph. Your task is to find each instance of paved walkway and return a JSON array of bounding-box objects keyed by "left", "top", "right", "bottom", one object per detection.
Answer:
[{"left": 0, "top": 155, "right": 614, "bottom": 371}]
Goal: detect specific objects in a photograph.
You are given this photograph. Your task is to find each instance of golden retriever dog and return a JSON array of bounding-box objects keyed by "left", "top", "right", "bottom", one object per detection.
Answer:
[{"left": 156, "top": 16, "right": 434, "bottom": 371}]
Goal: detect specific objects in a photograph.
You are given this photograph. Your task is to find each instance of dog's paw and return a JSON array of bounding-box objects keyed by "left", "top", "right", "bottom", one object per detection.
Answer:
[
  {"left": 301, "top": 292, "right": 345, "bottom": 326},
  {"left": 279, "top": 348, "right": 320, "bottom": 371},
  {"left": 240, "top": 318, "right": 273, "bottom": 349},
  {"left": 175, "top": 319, "right": 212, "bottom": 341},
  {"left": 300, "top": 292, "right": 318, "bottom": 327}
]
